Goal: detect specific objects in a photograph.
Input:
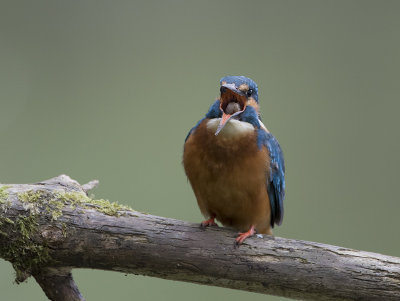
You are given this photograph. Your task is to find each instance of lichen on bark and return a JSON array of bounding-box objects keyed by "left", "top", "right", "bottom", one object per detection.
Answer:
[
  {"left": 0, "top": 212, "right": 50, "bottom": 283},
  {"left": 18, "top": 189, "right": 133, "bottom": 219},
  {"left": 0, "top": 185, "right": 134, "bottom": 283}
]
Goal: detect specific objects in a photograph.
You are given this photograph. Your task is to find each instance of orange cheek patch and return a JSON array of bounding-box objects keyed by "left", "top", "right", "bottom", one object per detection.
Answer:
[{"left": 247, "top": 97, "right": 260, "bottom": 113}]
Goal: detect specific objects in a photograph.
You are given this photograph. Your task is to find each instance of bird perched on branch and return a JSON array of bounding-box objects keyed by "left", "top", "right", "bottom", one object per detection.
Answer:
[{"left": 183, "top": 76, "right": 285, "bottom": 244}]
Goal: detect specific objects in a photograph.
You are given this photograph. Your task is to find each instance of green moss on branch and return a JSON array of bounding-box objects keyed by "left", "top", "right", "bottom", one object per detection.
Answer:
[
  {"left": 0, "top": 186, "right": 134, "bottom": 283},
  {"left": 18, "top": 189, "right": 133, "bottom": 219},
  {"left": 0, "top": 213, "right": 50, "bottom": 283},
  {"left": 0, "top": 185, "right": 10, "bottom": 205}
]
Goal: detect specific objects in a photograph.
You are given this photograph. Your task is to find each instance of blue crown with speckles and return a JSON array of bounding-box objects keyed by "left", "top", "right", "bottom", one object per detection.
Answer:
[{"left": 219, "top": 75, "right": 259, "bottom": 102}]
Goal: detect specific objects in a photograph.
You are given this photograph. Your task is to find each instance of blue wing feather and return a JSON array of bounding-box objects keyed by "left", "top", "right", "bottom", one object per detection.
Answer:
[
  {"left": 242, "top": 107, "right": 285, "bottom": 226},
  {"left": 257, "top": 129, "right": 285, "bottom": 227},
  {"left": 185, "top": 117, "right": 204, "bottom": 142},
  {"left": 185, "top": 100, "right": 221, "bottom": 142}
]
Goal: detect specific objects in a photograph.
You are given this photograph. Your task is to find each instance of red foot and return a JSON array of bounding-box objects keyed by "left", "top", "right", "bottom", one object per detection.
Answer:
[
  {"left": 235, "top": 225, "right": 256, "bottom": 245},
  {"left": 200, "top": 216, "right": 218, "bottom": 227}
]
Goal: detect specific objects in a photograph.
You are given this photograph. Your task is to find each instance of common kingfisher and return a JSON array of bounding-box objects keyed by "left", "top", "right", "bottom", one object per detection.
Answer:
[{"left": 183, "top": 76, "right": 285, "bottom": 244}]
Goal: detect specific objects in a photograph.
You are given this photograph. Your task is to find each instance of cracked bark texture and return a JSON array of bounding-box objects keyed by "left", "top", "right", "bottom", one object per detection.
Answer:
[{"left": 0, "top": 175, "right": 400, "bottom": 301}]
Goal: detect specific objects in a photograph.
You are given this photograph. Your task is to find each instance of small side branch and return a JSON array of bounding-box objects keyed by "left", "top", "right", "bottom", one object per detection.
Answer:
[
  {"left": 33, "top": 268, "right": 85, "bottom": 301},
  {"left": 81, "top": 180, "right": 99, "bottom": 194},
  {"left": 0, "top": 175, "right": 399, "bottom": 301}
]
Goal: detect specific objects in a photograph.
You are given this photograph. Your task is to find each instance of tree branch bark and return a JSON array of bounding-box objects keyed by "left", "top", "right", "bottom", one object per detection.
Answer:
[
  {"left": 0, "top": 175, "right": 399, "bottom": 301},
  {"left": 33, "top": 268, "right": 85, "bottom": 301}
]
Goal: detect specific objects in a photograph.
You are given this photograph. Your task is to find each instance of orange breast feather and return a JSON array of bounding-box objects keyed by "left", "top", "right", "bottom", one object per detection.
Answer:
[{"left": 183, "top": 119, "right": 272, "bottom": 234}]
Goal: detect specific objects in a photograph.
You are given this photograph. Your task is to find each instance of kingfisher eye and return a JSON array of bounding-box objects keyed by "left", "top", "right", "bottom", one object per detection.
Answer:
[{"left": 246, "top": 89, "right": 253, "bottom": 97}]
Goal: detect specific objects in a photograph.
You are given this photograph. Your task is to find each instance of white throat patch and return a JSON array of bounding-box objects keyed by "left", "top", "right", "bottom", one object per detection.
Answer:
[{"left": 206, "top": 118, "right": 254, "bottom": 137}]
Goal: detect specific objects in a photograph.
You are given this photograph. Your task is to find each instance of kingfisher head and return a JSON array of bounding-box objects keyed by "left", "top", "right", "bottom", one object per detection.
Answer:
[{"left": 215, "top": 76, "right": 259, "bottom": 135}]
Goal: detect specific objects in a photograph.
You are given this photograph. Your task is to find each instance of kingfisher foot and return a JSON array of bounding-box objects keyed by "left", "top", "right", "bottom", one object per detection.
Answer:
[
  {"left": 235, "top": 225, "right": 256, "bottom": 245},
  {"left": 200, "top": 217, "right": 218, "bottom": 228}
]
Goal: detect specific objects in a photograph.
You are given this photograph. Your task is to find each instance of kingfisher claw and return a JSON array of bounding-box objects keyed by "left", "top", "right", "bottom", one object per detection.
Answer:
[
  {"left": 200, "top": 217, "right": 218, "bottom": 228},
  {"left": 235, "top": 225, "right": 256, "bottom": 245}
]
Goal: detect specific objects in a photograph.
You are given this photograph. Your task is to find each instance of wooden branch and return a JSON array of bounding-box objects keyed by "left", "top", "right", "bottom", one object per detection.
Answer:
[
  {"left": 33, "top": 268, "right": 85, "bottom": 301},
  {"left": 0, "top": 176, "right": 399, "bottom": 301}
]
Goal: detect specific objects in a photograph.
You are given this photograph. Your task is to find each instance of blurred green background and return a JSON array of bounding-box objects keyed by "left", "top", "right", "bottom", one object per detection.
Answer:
[{"left": 1, "top": 0, "right": 399, "bottom": 300}]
